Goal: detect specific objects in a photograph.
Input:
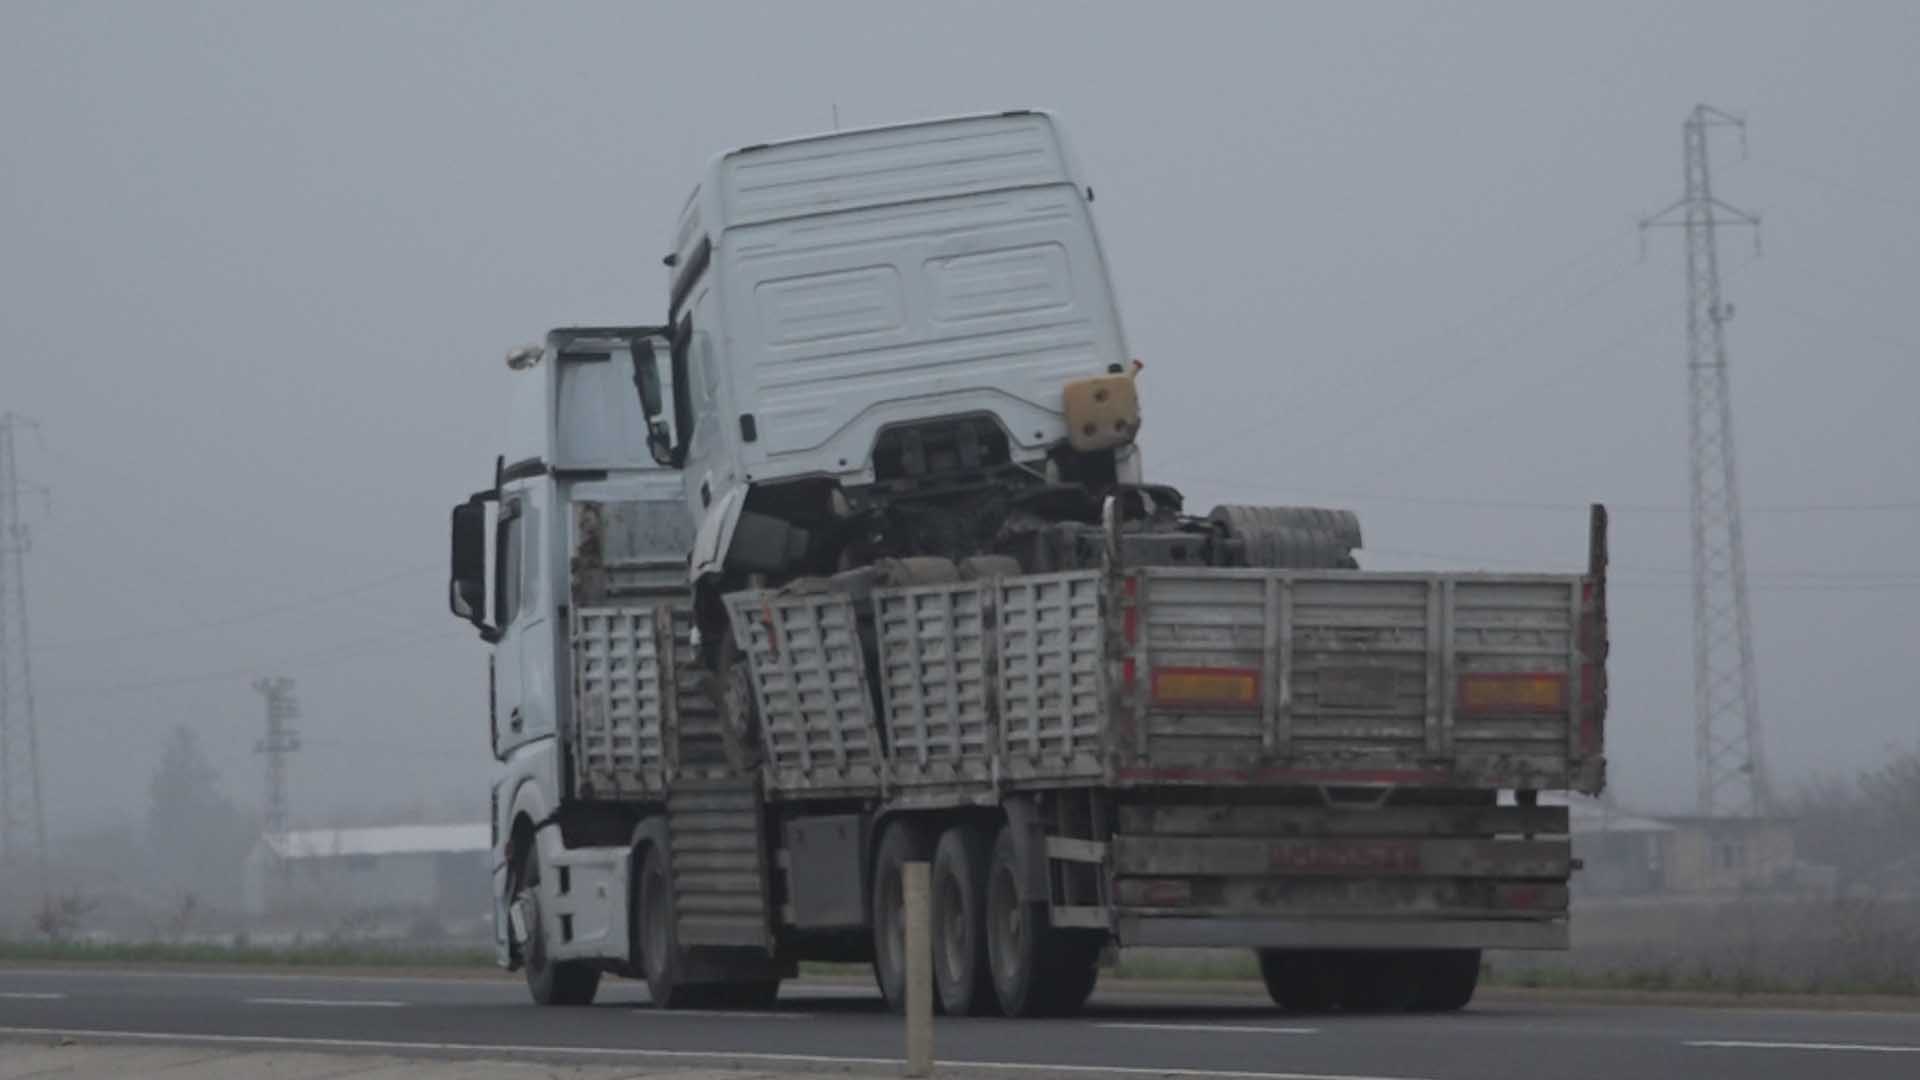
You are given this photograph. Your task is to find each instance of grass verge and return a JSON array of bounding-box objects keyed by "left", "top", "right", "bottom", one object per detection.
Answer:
[
  {"left": 0, "top": 939, "right": 494, "bottom": 969},
  {"left": 1482, "top": 963, "right": 1920, "bottom": 997}
]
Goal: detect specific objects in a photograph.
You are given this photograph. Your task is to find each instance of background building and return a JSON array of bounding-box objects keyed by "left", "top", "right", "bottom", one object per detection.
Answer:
[{"left": 242, "top": 824, "right": 490, "bottom": 921}]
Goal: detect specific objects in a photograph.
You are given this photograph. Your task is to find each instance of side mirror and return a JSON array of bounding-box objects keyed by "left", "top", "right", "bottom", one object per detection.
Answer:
[
  {"left": 632, "top": 338, "right": 680, "bottom": 468},
  {"left": 632, "top": 339, "right": 664, "bottom": 417},
  {"left": 449, "top": 496, "right": 498, "bottom": 642}
]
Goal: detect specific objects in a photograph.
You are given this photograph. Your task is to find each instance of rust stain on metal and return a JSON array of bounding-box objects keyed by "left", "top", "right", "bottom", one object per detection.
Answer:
[
  {"left": 571, "top": 501, "right": 609, "bottom": 605},
  {"left": 1268, "top": 839, "right": 1422, "bottom": 875}
]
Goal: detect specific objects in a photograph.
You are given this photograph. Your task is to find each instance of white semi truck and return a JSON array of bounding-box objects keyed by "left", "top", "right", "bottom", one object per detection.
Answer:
[{"left": 448, "top": 111, "right": 1609, "bottom": 1017}]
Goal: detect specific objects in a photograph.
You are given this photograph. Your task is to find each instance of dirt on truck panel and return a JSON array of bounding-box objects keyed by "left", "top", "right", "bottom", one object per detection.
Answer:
[{"left": 445, "top": 110, "right": 1608, "bottom": 1019}]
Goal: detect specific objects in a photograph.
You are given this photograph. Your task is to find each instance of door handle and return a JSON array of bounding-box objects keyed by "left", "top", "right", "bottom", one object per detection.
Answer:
[{"left": 509, "top": 707, "right": 524, "bottom": 733}]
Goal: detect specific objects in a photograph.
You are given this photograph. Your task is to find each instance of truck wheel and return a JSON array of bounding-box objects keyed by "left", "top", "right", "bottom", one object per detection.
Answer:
[
  {"left": 931, "top": 824, "right": 996, "bottom": 1015},
  {"left": 515, "top": 846, "right": 601, "bottom": 1006},
  {"left": 1258, "top": 949, "right": 1340, "bottom": 1013},
  {"left": 1342, "top": 951, "right": 1421, "bottom": 1013},
  {"left": 1036, "top": 933, "right": 1103, "bottom": 1015},
  {"left": 637, "top": 841, "right": 699, "bottom": 1009},
  {"left": 984, "top": 825, "right": 1100, "bottom": 1017},
  {"left": 1412, "top": 949, "right": 1481, "bottom": 1012},
  {"left": 871, "top": 819, "right": 934, "bottom": 1014},
  {"left": 698, "top": 979, "right": 781, "bottom": 1010}
]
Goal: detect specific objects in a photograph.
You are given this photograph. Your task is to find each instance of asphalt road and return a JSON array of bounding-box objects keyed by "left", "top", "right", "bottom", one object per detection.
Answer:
[{"left": 3, "top": 966, "right": 1918, "bottom": 1079}]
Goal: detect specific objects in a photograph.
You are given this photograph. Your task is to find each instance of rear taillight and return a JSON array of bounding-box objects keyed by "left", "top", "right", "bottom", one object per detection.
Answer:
[
  {"left": 1151, "top": 666, "right": 1261, "bottom": 711},
  {"left": 1457, "top": 672, "right": 1567, "bottom": 714}
]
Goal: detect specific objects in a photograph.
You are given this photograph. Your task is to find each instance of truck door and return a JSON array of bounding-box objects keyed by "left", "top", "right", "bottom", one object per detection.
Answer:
[{"left": 492, "top": 487, "right": 553, "bottom": 757}]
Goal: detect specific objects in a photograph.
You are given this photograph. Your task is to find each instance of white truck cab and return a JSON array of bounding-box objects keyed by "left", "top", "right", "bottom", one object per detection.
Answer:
[{"left": 644, "top": 111, "right": 1143, "bottom": 584}]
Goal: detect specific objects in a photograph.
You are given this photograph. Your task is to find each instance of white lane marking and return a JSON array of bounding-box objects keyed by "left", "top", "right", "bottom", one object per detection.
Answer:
[
  {"left": 0, "top": 967, "right": 868, "bottom": 997},
  {"left": 245, "top": 997, "right": 408, "bottom": 1008},
  {"left": 0, "top": 991, "right": 65, "bottom": 1000},
  {"left": 629, "top": 1008, "right": 808, "bottom": 1020},
  {"left": 0, "top": 967, "right": 506, "bottom": 987},
  {"left": 0, "top": 1025, "right": 1434, "bottom": 1080},
  {"left": 779, "top": 983, "right": 875, "bottom": 997},
  {"left": 1097, "top": 1022, "right": 1318, "bottom": 1035},
  {"left": 1689, "top": 1040, "right": 1920, "bottom": 1054}
]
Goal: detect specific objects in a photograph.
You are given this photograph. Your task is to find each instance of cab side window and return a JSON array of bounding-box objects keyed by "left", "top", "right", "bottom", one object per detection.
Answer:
[
  {"left": 518, "top": 502, "right": 540, "bottom": 618},
  {"left": 670, "top": 313, "right": 697, "bottom": 450},
  {"left": 496, "top": 500, "right": 523, "bottom": 627}
]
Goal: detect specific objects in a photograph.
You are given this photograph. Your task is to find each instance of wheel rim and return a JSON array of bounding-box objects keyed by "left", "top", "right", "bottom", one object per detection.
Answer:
[
  {"left": 643, "top": 862, "right": 670, "bottom": 979},
  {"left": 879, "top": 863, "right": 904, "bottom": 982},
  {"left": 989, "top": 860, "right": 1022, "bottom": 981},
  {"left": 518, "top": 857, "right": 545, "bottom": 972},
  {"left": 937, "top": 868, "right": 967, "bottom": 980}
]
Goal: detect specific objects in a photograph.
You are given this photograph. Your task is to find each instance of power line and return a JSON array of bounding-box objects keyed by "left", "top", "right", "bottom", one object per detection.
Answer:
[
  {"left": 1749, "top": 158, "right": 1920, "bottom": 219},
  {"left": 252, "top": 676, "right": 300, "bottom": 840},
  {"left": 38, "top": 625, "right": 466, "bottom": 700},
  {"left": 32, "top": 561, "right": 441, "bottom": 653},
  {"left": 1374, "top": 541, "right": 1920, "bottom": 584},
  {"left": 1152, "top": 228, "right": 1643, "bottom": 476},
  {"left": 0, "top": 413, "right": 49, "bottom": 903},
  {"left": 1226, "top": 489, "right": 1920, "bottom": 515},
  {"left": 1643, "top": 104, "right": 1766, "bottom": 817}
]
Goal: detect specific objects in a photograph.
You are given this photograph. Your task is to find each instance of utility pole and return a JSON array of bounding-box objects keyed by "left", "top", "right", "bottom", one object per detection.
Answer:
[
  {"left": 0, "top": 413, "right": 49, "bottom": 901},
  {"left": 252, "top": 676, "right": 300, "bottom": 838},
  {"left": 1642, "top": 105, "right": 1769, "bottom": 818}
]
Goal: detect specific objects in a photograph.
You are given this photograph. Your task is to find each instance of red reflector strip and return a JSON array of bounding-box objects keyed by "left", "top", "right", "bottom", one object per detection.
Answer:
[
  {"left": 1151, "top": 667, "right": 1260, "bottom": 710},
  {"left": 1494, "top": 883, "right": 1569, "bottom": 911},
  {"left": 1458, "top": 673, "right": 1566, "bottom": 713},
  {"left": 1137, "top": 879, "right": 1192, "bottom": 907}
]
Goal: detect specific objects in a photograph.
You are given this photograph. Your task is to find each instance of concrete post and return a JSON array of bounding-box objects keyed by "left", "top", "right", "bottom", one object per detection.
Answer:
[{"left": 904, "top": 860, "right": 932, "bottom": 1077}]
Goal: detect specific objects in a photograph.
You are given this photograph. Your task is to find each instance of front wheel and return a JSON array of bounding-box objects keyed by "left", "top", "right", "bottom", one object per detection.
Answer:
[{"left": 515, "top": 845, "right": 600, "bottom": 1006}]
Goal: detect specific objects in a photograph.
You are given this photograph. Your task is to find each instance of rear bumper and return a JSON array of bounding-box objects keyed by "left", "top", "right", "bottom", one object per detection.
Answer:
[{"left": 1119, "top": 915, "right": 1567, "bottom": 951}]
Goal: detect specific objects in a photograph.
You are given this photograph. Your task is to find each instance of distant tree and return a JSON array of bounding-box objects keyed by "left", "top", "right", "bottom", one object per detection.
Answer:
[
  {"left": 145, "top": 726, "right": 254, "bottom": 902},
  {"left": 1790, "top": 747, "right": 1920, "bottom": 890},
  {"left": 33, "top": 891, "right": 97, "bottom": 942}
]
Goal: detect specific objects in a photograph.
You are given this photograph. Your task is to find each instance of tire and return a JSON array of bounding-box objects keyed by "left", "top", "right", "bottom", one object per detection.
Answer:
[
  {"left": 870, "top": 819, "right": 934, "bottom": 1014},
  {"left": 1341, "top": 951, "right": 1421, "bottom": 1013},
  {"left": 1036, "top": 933, "right": 1103, "bottom": 1016},
  {"left": 931, "top": 824, "right": 997, "bottom": 1015},
  {"left": 984, "top": 824, "right": 1102, "bottom": 1018},
  {"left": 1412, "top": 949, "right": 1481, "bottom": 1012},
  {"left": 1258, "top": 949, "right": 1341, "bottom": 1013},
  {"left": 637, "top": 839, "right": 700, "bottom": 1009},
  {"left": 1208, "top": 505, "right": 1362, "bottom": 569},
  {"left": 706, "top": 979, "right": 782, "bottom": 1010},
  {"left": 516, "top": 845, "right": 600, "bottom": 1006}
]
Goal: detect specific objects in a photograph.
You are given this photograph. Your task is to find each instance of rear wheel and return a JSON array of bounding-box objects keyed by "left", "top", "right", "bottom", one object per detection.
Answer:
[
  {"left": 984, "top": 824, "right": 1102, "bottom": 1017},
  {"left": 871, "top": 819, "right": 935, "bottom": 1014},
  {"left": 515, "top": 846, "right": 600, "bottom": 1006},
  {"left": 931, "top": 824, "right": 997, "bottom": 1015},
  {"left": 1342, "top": 951, "right": 1422, "bottom": 1013},
  {"left": 1258, "top": 949, "right": 1340, "bottom": 1013},
  {"left": 1412, "top": 949, "right": 1481, "bottom": 1012},
  {"left": 705, "top": 979, "right": 782, "bottom": 1010}
]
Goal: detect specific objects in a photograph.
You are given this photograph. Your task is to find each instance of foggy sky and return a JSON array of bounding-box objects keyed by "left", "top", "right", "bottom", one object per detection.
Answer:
[{"left": 2, "top": 0, "right": 1916, "bottom": 837}]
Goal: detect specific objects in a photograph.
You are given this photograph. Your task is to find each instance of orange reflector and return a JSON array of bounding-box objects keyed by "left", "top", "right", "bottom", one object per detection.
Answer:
[
  {"left": 1151, "top": 666, "right": 1260, "bottom": 710},
  {"left": 1458, "top": 673, "right": 1567, "bottom": 713}
]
